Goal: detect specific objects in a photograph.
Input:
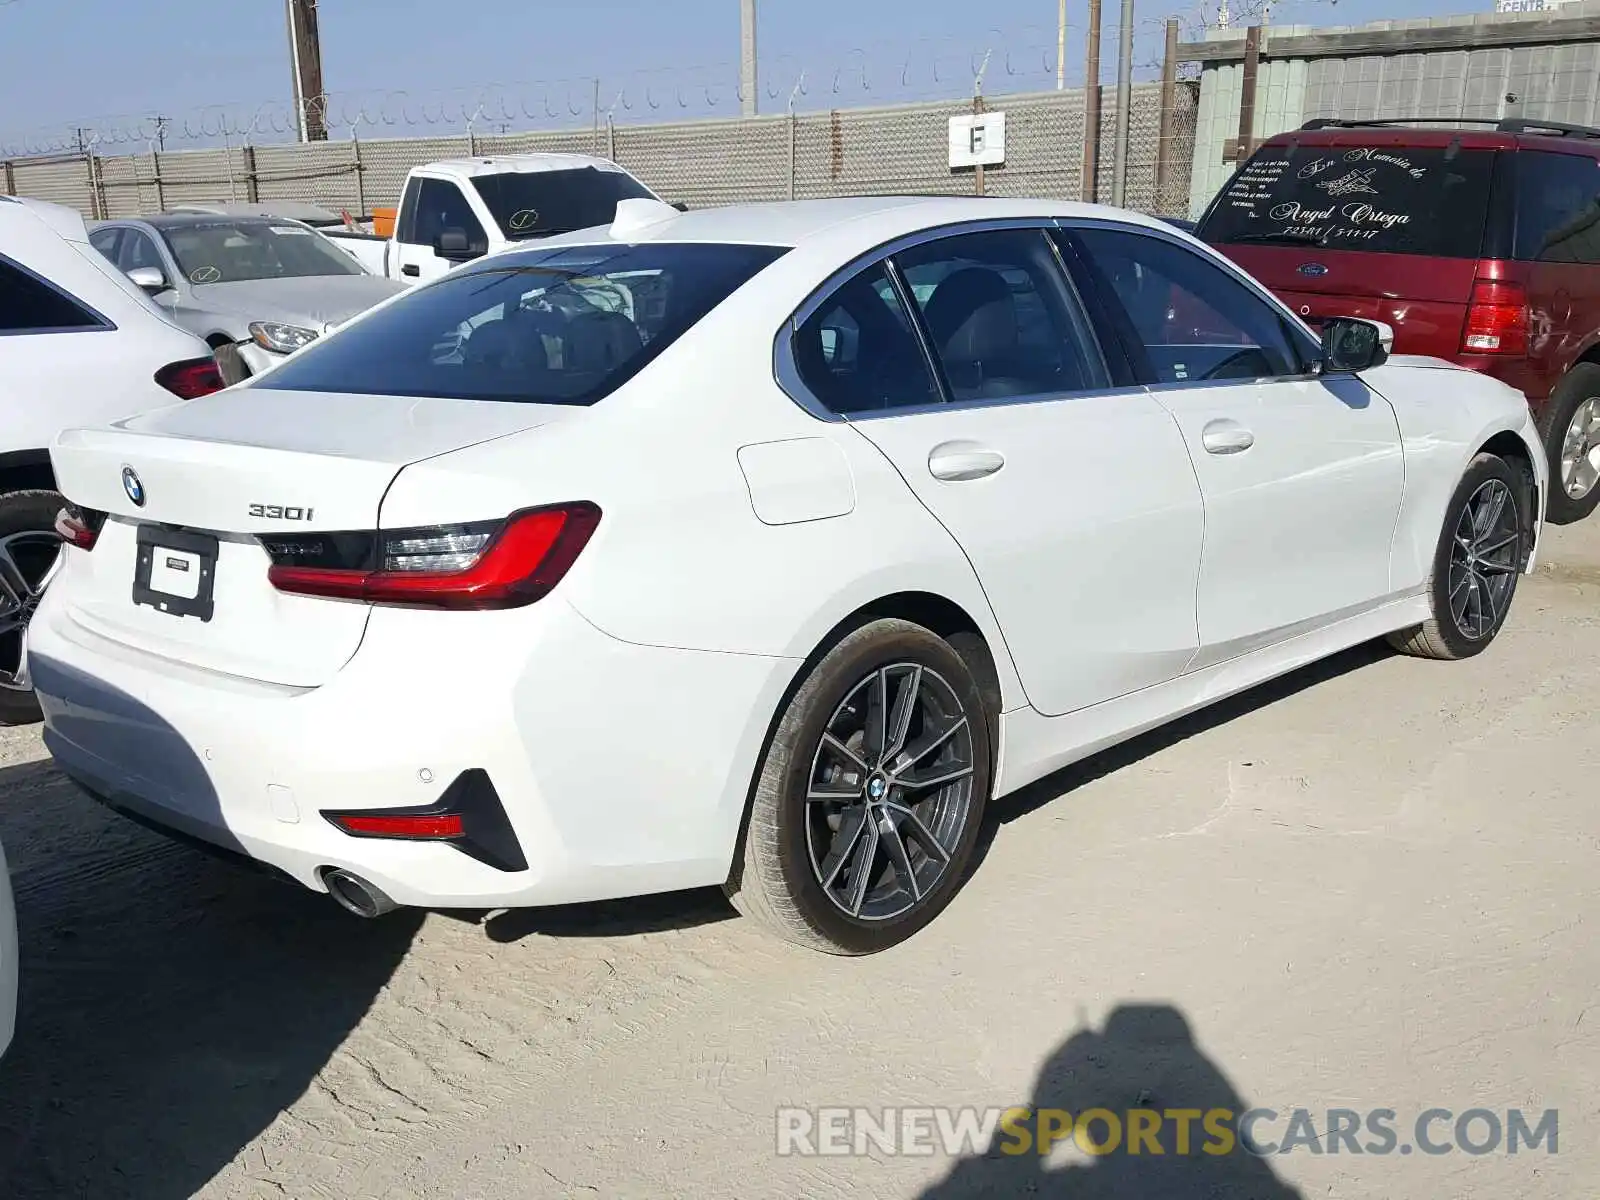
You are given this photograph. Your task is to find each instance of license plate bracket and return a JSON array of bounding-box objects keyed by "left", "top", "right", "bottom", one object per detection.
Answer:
[{"left": 132, "top": 525, "right": 218, "bottom": 622}]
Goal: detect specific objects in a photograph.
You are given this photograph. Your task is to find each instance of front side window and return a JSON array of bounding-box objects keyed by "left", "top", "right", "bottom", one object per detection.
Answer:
[
  {"left": 412, "top": 179, "right": 487, "bottom": 250},
  {"left": 0, "top": 258, "right": 104, "bottom": 333},
  {"left": 793, "top": 262, "right": 940, "bottom": 415},
  {"left": 1071, "top": 227, "right": 1304, "bottom": 384},
  {"left": 88, "top": 228, "right": 121, "bottom": 263},
  {"left": 893, "top": 228, "right": 1106, "bottom": 401},
  {"left": 1515, "top": 151, "right": 1600, "bottom": 264},
  {"left": 120, "top": 231, "right": 166, "bottom": 274},
  {"left": 160, "top": 220, "right": 362, "bottom": 284},
  {"left": 471, "top": 168, "right": 655, "bottom": 240},
  {"left": 256, "top": 241, "right": 786, "bottom": 405},
  {"left": 1198, "top": 143, "right": 1496, "bottom": 259}
]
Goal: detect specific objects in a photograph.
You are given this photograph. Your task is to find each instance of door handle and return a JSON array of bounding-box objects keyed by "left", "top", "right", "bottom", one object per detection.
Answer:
[
  {"left": 401, "top": 264, "right": 420, "bottom": 277},
  {"left": 1200, "top": 420, "right": 1254, "bottom": 455},
  {"left": 928, "top": 441, "right": 1005, "bottom": 481}
]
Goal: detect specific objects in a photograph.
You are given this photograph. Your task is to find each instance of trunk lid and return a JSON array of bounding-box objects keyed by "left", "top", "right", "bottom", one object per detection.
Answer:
[{"left": 50, "top": 391, "right": 568, "bottom": 686}]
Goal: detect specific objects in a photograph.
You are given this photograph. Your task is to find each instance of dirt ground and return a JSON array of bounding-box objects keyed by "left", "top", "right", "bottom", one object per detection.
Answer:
[{"left": 0, "top": 519, "right": 1596, "bottom": 1200}]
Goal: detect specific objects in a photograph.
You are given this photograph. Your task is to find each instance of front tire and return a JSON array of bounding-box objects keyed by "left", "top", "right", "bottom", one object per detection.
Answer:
[
  {"left": 1387, "top": 453, "right": 1526, "bottom": 661},
  {"left": 1538, "top": 363, "right": 1600, "bottom": 525},
  {"left": 726, "top": 619, "right": 993, "bottom": 955},
  {"left": 0, "top": 489, "right": 67, "bottom": 725}
]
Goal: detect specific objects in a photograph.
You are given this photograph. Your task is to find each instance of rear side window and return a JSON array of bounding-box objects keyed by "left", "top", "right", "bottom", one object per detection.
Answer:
[
  {"left": 794, "top": 262, "right": 941, "bottom": 415},
  {"left": 255, "top": 242, "right": 786, "bottom": 405},
  {"left": 0, "top": 257, "right": 106, "bottom": 333},
  {"left": 1514, "top": 151, "right": 1600, "bottom": 264},
  {"left": 1199, "top": 144, "right": 1496, "bottom": 259}
]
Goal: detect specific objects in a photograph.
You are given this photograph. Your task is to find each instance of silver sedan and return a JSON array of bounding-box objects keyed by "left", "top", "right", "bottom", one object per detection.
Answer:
[{"left": 88, "top": 213, "right": 402, "bottom": 383}]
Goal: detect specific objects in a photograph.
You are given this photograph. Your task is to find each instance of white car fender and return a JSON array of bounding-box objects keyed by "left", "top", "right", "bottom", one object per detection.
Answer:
[{"left": 1360, "top": 357, "right": 1546, "bottom": 592}]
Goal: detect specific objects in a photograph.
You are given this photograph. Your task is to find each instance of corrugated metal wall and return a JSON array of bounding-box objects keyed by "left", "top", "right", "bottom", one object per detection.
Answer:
[
  {"left": 1187, "top": 9, "right": 1600, "bottom": 218},
  {"left": 1, "top": 83, "right": 1198, "bottom": 224}
]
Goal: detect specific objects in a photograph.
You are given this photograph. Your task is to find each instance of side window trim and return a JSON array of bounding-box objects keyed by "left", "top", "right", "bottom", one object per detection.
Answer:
[
  {"left": 0, "top": 250, "right": 115, "bottom": 336},
  {"left": 1056, "top": 216, "right": 1324, "bottom": 389},
  {"left": 776, "top": 218, "right": 1129, "bottom": 423}
]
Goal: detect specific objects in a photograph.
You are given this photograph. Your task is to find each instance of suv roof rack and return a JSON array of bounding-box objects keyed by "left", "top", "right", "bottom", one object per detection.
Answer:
[{"left": 1300, "top": 116, "right": 1600, "bottom": 139}]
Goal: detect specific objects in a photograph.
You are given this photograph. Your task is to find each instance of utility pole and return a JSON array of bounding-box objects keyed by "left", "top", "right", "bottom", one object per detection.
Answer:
[
  {"left": 1082, "top": 0, "right": 1102, "bottom": 201},
  {"left": 1057, "top": 0, "right": 1067, "bottom": 89},
  {"left": 285, "top": 0, "right": 328, "bottom": 141},
  {"left": 1110, "top": 0, "right": 1134, "bottom": 207},
  {"left": 740, "top": 0, "right": 758, "bottom": 117}
]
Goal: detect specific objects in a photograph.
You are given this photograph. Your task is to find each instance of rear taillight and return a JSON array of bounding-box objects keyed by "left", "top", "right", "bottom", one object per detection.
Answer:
[
  {"left": 54, "top": 505, "right": 105, "bottom": 551},
  {"left": 155, "top": 356, "right": 226, "bottom": 399},
  {"left": 1462, "top": 279, "right": 1529, "bottom": 355},
  {"left": 264, "top": 502, "right": 601, "bottom": 610}
]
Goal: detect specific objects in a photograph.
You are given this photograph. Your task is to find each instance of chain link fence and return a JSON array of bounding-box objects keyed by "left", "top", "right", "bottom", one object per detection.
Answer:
[{"left": 1, "top": 82, "right": 1198, "bottom": 224}]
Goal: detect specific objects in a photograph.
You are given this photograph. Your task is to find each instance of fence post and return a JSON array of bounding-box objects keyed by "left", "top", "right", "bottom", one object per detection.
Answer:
[
  {"left": 467, "top": 128, "right": 477, "bottom": 157},
  {"left": 243, "top": 144, "right": 260, "bottom": 202},
  {"left": 151, "top": 150, "right": 165, "bottom": 211},
  {"left": 86, "top": 150, "right": 105, "bottom": 220},
  {"left": 788, "top": 111, "right": 797, "bottom": 200},
  {"left": 353, "top": 137, "right": 367, "bottom": 218},
  {"left": 1156, "top": 18, "right": 1179, "bottom": 210},
  {"left": 1, "top": 161, "right": 13, "bottom": 196},
  {"left": 1236, "top": 25, "right": 1262, "bottom": 168},
  {"left": 1083, "top": 0, "right": 1103, "bottom": 201},
  {"left": 974, "top": 91, "right": 988, "bottom": 197},
  {"left": 607, "top": 115, "right": 616, "bottom": 162}
]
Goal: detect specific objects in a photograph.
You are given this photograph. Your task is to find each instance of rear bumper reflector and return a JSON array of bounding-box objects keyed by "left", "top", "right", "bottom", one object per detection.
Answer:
[{"left": 322, "top": 769, "right": 528, "bottom": 873}]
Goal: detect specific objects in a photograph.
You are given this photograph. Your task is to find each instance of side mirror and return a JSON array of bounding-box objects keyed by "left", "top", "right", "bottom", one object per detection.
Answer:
[
  {"left": 1320, "top": 316, "right": 1393, "bottom": 374},
  {"left": 127, "top": 266, "right": 170, "bottom": 295},
  {"left": 433, "top": 227, "right": 487, "bottom": 263}
]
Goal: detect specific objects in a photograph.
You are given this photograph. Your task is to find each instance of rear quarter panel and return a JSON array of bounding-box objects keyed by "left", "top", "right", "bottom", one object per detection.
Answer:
[{"left": 378, "top": 291, "right": 1030, "bottom": 711}]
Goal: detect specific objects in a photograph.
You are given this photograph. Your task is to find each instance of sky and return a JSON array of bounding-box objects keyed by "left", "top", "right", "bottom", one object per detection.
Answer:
[{"left": 0, "top": 0, "right": 1485, "bottom": 153}]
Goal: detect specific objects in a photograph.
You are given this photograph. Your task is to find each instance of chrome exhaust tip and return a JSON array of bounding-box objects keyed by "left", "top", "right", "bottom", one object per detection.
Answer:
[{"left": 321, "top": 868, "right": 400, "bottom": 919}]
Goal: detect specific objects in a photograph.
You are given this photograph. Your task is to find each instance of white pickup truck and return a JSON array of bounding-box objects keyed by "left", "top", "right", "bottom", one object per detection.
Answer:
[{"left": 377, "top": 154, "right": 668, "bottom": 285}]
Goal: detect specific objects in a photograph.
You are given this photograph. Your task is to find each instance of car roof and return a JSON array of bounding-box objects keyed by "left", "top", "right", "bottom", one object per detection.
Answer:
[
  {"left": 419, "top": 153, "right": 635, "bottom": 179},
  {"left": 0, "top": 194, "right": 91, "bottom": 245},
  {"left": 164, "top": 200, "right": 345, "bottom": 223},
  {"left": 1259, "top": 125, "right": 1600, "bottom": 156},
  {"left": 112, "top": 212, "right": 308, "bottom": 231},
  {"left": 511, "top": 195, "right": 1174, "bottom": 254}
]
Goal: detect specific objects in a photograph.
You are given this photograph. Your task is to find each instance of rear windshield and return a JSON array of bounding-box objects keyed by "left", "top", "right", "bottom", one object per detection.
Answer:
[
  {"left": 471, "top": 168, "right": 657, "bottom": 240},
  {"left": 1199, "top": 144, "right": 1496, "bottom": 258},
  {"left": 162, "top": 220, "right": 363, "bottom": 283},
  {"left": 254, "top": 241, "right": 787, "bottom": 405}
]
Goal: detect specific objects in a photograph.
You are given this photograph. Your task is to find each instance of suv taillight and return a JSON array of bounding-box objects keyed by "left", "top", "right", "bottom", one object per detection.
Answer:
[
  {"left": 262, "top": 503, "right": 601, "bottom": 610},
  {"left": 155, "top": 356, "right": 226, "bottom": 399},
  {"left": 1462, "top": 279, "right": 1529, "bottom": 355}
]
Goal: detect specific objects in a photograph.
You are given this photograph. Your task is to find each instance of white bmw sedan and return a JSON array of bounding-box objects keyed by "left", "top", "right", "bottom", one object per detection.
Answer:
[{"left": 30, "top": 197, "right": 1544, "bottom": 954}]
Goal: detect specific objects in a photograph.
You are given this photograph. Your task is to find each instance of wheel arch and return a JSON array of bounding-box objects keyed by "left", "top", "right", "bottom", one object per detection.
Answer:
[
  {"left": 1477, "top": 427, "right": 1543, "bottom": 554},
  {"left": 0, "top": 449, "right": 56, "bottom": 496},
  {"left": 724, "top": 589, "right": 1010, "bottom": 892}
]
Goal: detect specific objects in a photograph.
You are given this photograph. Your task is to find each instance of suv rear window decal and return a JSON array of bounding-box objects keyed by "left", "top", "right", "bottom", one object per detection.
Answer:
[{"left": 1200, "top": 145, "right": 1495, "bottom": 259}]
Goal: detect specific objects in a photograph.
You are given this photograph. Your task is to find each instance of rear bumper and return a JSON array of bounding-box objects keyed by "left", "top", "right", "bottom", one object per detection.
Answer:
[{"left": 29, "top": 589, "right": 799, "bottom": 910}]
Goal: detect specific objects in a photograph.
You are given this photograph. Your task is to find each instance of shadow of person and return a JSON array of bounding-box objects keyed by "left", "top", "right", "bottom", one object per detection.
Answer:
[
  {"left": 0, "top": 755, "right": 423, "bottom": 1200},
  {"left": 920, "top": 1004, "right": 1304, "bottom": 1199}
]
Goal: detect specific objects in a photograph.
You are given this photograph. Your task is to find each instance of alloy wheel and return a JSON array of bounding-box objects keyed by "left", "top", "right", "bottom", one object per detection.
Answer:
[
  {"left": 1447, "top": 478, "right": 1520, "bottom": 642},
  {"left": 0, "top": 529, "right": 63, "bottom": 692},
  {"left": 1560, "top": 396, "right": 1600, "bottom": 500},
  {"left": 804, "top": 662, "right": 977, "bottom": 922}
]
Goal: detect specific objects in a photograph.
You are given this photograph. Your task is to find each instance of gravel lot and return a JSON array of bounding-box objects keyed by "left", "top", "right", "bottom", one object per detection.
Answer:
[{"left": 0, "top": 519, "right": 1596, "bottom": 1199}]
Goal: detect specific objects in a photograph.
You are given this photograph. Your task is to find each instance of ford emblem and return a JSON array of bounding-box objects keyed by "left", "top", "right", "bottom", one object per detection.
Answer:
[
  {"left": 122, "top": 466, "right": 145, "bottom": 507},
  {"left": 1298, "top": 262, "right": 1329, "bottom": 277}
]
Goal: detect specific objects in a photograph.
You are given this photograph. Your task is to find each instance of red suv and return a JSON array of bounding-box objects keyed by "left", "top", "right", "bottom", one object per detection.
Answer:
[{"left": 1198, "top": 117, "right": 1600, "bottom": 523}]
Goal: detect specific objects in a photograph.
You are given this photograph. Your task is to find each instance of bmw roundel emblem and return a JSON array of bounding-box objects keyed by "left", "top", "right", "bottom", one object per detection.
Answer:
[
  {"left": 1297, "top": 262, "right": 1329, "bottom": 278},
  {"left": 122, "top": 466, "right": 145, "bottom": 507}
]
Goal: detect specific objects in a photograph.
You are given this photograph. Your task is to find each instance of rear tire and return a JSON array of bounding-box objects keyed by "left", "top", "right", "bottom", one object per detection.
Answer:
[
  {"left": 1387, "top": 453, "right": 1526, "bottom": 661},
  {"left": 0, "top": 489, "right": 67, "bottom": 725},
  {"left": 1537, "top": 363, "right": 1600, "bottom": 525},
  {"left": 725, "top": 619, "right": 993, "bottom": 955}
]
